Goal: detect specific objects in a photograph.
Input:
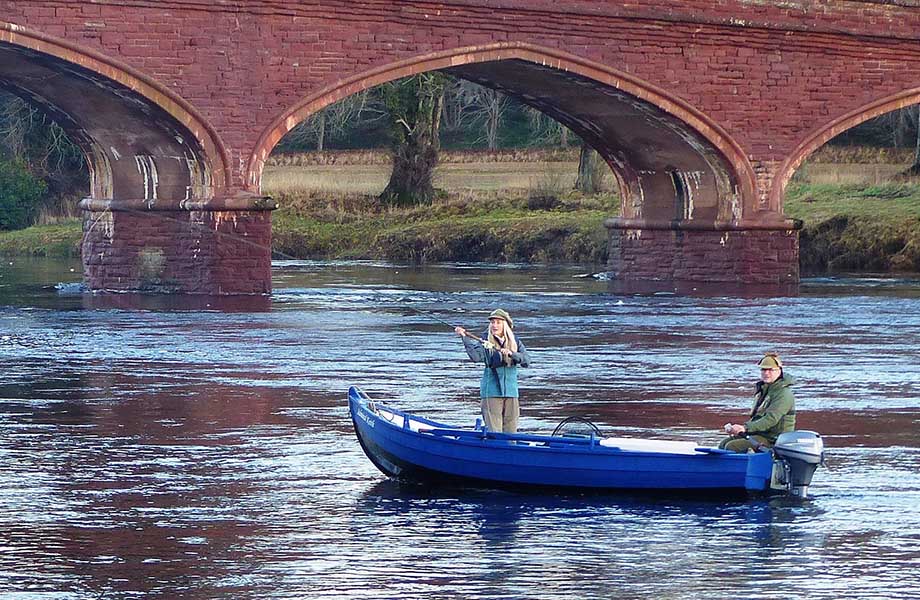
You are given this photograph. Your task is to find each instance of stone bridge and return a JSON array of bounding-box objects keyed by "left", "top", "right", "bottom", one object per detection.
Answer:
[{"left": 3, "top": 0, "right": 920, "bottom": 294}]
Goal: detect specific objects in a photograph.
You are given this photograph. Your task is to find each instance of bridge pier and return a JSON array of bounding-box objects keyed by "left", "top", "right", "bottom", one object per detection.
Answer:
[
  {"left": 79, "top": 196, "right": 277, "bottom": 295},
  {"left": 605, "top": 218, "right": 802, "bottom": 294}
]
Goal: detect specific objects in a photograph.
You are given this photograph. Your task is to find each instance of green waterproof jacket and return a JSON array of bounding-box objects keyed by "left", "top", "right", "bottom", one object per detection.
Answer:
[{"left": 744, "top": 374, "right": 796, "bottom": 442}]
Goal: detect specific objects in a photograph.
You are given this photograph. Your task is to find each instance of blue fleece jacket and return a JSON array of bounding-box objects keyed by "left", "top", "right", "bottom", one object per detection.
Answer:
[{"left": 462, "top": 333, "right": 531, "bottom": 398}]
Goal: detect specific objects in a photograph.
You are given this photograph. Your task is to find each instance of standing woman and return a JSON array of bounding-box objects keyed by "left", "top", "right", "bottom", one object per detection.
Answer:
[{"left": 455, "top": 309, "right": 531, "bottom": 433}]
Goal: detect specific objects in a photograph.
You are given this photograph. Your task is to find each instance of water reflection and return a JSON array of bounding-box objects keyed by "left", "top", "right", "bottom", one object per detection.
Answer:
[
  {"left": 352, "top": 481, "right": 839, "bottom": 599},
  {"left": 82, "top": 292, "right": 273, "bottom": 312},
  {"left": 1, "top": 258, "right": 920, "bottom": 598},
  {"left": 608, "top": 278, "right": 801, "bottom": 297}
]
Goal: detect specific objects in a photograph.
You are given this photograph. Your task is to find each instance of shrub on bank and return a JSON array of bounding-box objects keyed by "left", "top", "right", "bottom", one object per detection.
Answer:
[
  {"left": 371, "top": 221, "right": 605, "bottom": 263},
  {"left": 270, "top": 191, "right": 616, "bottom": 264},
  {"left": 800, "top": 215, "right": 920, "bottom": 273},
  {"left": 0, "top": 158, "right": 46, "bottom": 231}
]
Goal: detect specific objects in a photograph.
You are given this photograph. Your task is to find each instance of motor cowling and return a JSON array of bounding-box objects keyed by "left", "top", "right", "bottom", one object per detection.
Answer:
[{"left": 771, "top": 431, "right": 824, "bottom": 498}]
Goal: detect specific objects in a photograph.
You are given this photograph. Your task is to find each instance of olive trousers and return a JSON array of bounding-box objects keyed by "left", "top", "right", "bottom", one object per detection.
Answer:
[
  {"left": 719, "top": 434, "right": 771, "bottom": 453},
  {"left": 482, "top": 396, "right": 519, "bottom": 433}
]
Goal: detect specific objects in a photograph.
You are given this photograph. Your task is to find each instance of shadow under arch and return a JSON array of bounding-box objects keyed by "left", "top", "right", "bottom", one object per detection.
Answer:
[
  {"left": 771, "top": 88, "right": 920, "bottom": 212},
  {"left": 0, "top": 21, "right": 232, "bottom": 203},
  {"left": 248, "top": 42, "right": 756, "bottom": 223}
]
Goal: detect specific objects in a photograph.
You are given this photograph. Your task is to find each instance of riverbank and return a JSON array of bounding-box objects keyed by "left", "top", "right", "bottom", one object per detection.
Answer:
[
  {"left": 2, "top": 153, "right": 920, "bottom": 272},
  {"left": 0, "top": 220, "right": 81, "bottom": 257},
  {"left": 787, "top": 182, "right": 920, "bottom": 272},
  {"left": 271, "top": 190, "right": 614, "bottom": 263}
]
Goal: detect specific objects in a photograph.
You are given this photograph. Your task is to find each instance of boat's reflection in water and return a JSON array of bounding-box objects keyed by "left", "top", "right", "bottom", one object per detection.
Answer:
[{"left": 353, "top": 479, "right": 831, "bottom": 596}]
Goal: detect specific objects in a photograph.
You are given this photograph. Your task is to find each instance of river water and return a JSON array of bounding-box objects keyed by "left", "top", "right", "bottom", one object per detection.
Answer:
[{"left": 1, "top": 257, "right": 919, "bottom": 599}]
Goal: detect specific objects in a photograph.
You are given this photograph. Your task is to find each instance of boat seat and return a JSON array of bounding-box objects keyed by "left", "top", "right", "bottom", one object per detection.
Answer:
[
  {"left": 375, "top": 407, "right": 426, "bottom": 432},
  {"left": 599, "top": 437, "right": 705, "bottom": 455}
]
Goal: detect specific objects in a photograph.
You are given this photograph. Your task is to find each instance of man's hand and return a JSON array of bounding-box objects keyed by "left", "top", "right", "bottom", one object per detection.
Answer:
[
  {"left": 724, "top": 423, "right": 746, "bottom": 436},
  {"left": 454, "top": 326, "right": 467, "bottom": 337}
]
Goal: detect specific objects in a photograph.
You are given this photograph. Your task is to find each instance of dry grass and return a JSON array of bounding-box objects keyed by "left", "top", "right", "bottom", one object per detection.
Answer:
[
  {"left": 266, "top": 148, "right": 580, "bottom": 167},
  {"left": 264, "top": 148, "right": 916, "bottom": 195},
  {"left": 263, "top": 165, "right": 390, "bottom": 195},
  {"left": 261, "top": 160, "right": 614, "bottom": 196},
  {"left": 795, "top": 163, "right": 912, "bottom": 185},
  {"left": 808, "top": 146, "right": 915, "bottom": 164}
]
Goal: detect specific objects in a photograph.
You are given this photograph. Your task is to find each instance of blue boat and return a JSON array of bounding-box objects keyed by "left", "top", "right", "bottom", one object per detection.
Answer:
[{"left": 348, "top": 386, "right": 825, "bottom": 497}]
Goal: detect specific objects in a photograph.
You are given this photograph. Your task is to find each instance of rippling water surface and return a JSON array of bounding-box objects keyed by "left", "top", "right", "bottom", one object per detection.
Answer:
[{"left": 1, "top": 258, "right": 919, "bottom": 599}]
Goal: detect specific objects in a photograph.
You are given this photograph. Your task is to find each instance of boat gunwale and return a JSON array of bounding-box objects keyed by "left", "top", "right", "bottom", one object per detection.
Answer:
[{"left": 349, "top": 386, "right": 750, "bottom": 462}]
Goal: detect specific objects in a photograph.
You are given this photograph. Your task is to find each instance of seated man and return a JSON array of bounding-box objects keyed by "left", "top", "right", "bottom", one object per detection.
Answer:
[{"left": 719, "top": 352, "right": 796, "bottom": 453}]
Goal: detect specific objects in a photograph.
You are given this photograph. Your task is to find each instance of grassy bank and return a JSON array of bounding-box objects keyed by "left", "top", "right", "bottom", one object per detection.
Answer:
[
  {"left": 0, "top": 219, "right": 81, "bottom": 257},
  {"left": 786, "top": 181, "right": 920, "bottom": 272},
  {"left": 271, "top": 191, "right": 615, "bottom": 264},
  {"left": 3, "top": 152, "right": 920, "bottom": 273},
  {"left": 267, "top": 156, "right": 613, "bottom": 263},
  {"left": 0, "top": 192, "right": 614, "bottom": 264}
]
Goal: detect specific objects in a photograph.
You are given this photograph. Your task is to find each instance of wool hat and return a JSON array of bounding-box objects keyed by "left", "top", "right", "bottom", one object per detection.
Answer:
[
  {"left": 488, "top": 308, "right": 513, "bottom": 329},
  {"left": 758, "top": 352, "right": 783, "bottom": 369}
]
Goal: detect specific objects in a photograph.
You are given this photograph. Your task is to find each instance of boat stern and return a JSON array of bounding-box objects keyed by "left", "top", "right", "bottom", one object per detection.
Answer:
[{"left": 744, "top": 451, "right": 776, "bottom": 492}]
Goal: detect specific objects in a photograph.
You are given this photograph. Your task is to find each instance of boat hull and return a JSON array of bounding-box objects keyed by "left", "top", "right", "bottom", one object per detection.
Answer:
[{"left": 349, "top": 386, "right": 774, "bottom": 494}]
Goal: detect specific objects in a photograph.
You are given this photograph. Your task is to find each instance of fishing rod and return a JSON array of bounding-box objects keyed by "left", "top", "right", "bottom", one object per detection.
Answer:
[{"left": 404, "top": 305, "right": 486, "bottom": 344}]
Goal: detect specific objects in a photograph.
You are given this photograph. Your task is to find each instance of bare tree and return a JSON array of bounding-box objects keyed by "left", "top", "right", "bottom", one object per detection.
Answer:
[
  {"left": 1, "top": 93, "right": 84, "bottom": 172},
  {"left": 282, "top": 91, "right": 372, "bottom": 151},
  {"left": 439, "top": 77, "right": 466, "bottom": 134},
  {"left": 1, "top": 92, "right": 87, "bottom": 221},
  {"left": 454, "top": 81, "right": 511, "bottom": 151},
  {"left": 873, "top": 105, "right": 920, "bottom": 175},
  {"left": 911, "top": 106, "right": 920, "bottom": 174},
  {"left": 574, "top": 143, "right": 606, "bottom": 193},
  {"left": 525, "top": 106, "right": 572, "bottom": 148}
]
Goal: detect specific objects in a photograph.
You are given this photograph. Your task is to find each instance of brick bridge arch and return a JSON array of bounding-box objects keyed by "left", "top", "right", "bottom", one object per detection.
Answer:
[
  {"left": 0, "top": 21, "right": 230, "bottom": 202},
  {"left": 771, "top": 88, "right": 920, "bottom": 211},
  {"left": 250, "top": 43, "right": 758, "bottom": 225},
  {"left": 1, "top": 22, "right": 274, "bottom": 295},
  {"left": 8, "top": 0, "right": 920, "bottom": 295}
]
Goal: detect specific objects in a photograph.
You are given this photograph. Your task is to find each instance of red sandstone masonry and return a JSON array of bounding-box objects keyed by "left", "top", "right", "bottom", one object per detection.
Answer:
[
  {"left": 81, "top": 210, "right": 273, "bottom": 294},
  {"left": 5, "top": 0, "right": 920, "bottom": 292},
  {"left": 606, "top": 227, "right": 800, "bottom": 288},
  {"left": 7, "top": 0, "right": 920, "bottom": 193}
]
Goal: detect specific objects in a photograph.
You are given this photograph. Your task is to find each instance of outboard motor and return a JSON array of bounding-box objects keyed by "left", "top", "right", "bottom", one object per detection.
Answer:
[{"left": 771, "top": 431, "right": 825, "bottom": 498}]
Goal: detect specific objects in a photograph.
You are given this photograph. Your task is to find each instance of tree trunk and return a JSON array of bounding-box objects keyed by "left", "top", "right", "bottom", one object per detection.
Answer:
[
  {"left": 913, "top": 106, "right": 920, "bottom": 172},
  {"left": 431, "top": 90, "right": 443, "bottom": 153},
  {"left": 904, "top": 106, "right": 920, "bottom": 176},
  {"left": 487, "top": 95, "right": 500, "bottom": 151},
  {"left": 380, "top": 74, "right": 446, "bottom": 206},
  {"left": 574, "top": 143, "right": 602, "bottom": 193},
  {"left": 316, "top": 112, "right": 326, "bottom": 152},
  {"left": 383, "top": 138, "right": 439, "bottom": 206}
]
